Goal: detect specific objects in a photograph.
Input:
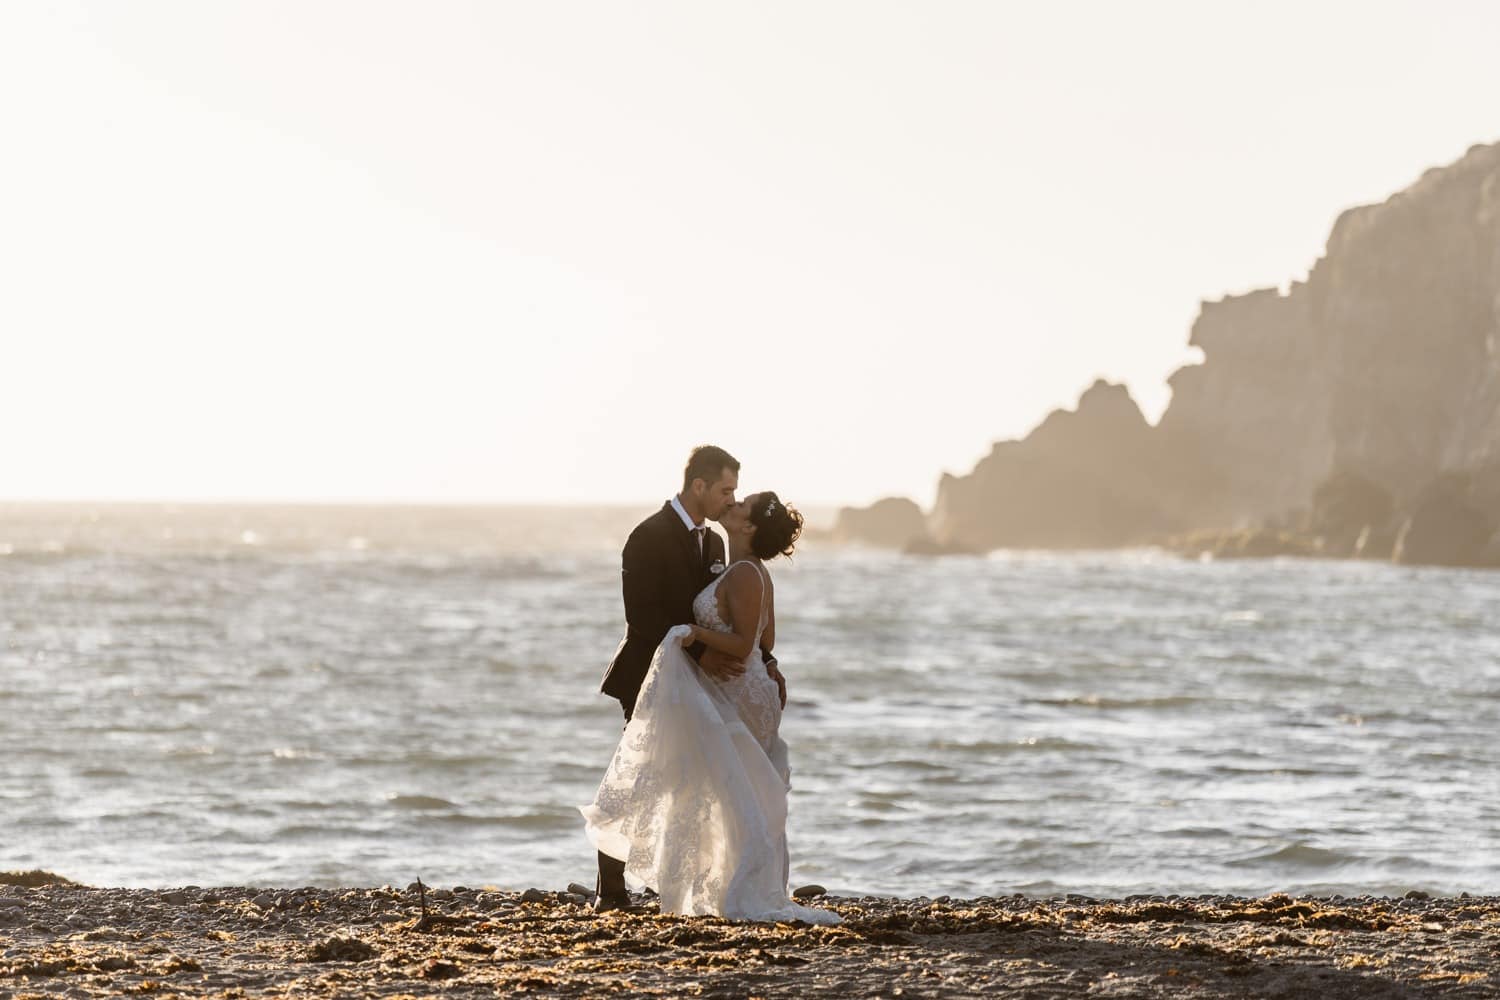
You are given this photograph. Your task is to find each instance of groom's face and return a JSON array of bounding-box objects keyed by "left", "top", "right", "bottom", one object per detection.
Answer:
[{"left": 702, "top": 469, "right": 739, "bottom": 521}]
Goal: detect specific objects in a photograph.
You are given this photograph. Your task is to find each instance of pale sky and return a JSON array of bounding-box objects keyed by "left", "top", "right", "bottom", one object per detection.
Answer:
[{"left": 4, "top": 2, "right": 1497, "bottom": 507}]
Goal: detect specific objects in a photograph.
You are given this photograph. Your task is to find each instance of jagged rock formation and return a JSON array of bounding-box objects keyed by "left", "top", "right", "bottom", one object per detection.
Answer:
[
  {"left": 1157, "top": 141, "right": 1500, "bottom": 529},
  {"left": 845, "top": 141, "right": 1500, "bottom": 567}
]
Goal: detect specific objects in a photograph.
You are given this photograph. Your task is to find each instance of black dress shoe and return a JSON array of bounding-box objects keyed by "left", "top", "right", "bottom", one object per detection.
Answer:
[{"left": 591, "top": 889, "right": 635, "bottom": 914}]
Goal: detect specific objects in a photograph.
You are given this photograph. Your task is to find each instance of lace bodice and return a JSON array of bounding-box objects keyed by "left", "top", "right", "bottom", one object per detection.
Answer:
[
  {"left": 692, "top": 561, "right": 779, "bottom": 751},
  {"left": 692, "top": 560, "right": 768, "bottom": 643}
]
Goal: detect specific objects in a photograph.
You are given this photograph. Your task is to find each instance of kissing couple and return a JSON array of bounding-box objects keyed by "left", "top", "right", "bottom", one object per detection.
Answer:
[{"left": 578, "top": 445, "right": 842, "bottom": 925}]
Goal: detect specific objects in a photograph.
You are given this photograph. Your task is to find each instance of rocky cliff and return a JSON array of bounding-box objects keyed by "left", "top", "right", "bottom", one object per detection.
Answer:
[
  {"left": 1158, "top": 140, "right": 1500, "bottom": 525},
  {"left": 838, "top": 141, "right": 1500, "bottom": 564}
]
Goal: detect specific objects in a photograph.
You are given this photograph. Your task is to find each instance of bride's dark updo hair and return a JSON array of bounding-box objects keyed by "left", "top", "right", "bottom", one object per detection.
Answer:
[{"left": 749, "top": 492, "right": 803, "bottom": 561}]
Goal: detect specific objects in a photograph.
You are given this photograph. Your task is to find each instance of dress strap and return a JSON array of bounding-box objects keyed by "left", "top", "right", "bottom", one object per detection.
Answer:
[{"left": 748, "top": 562, "right": 770, "bottom": 638}]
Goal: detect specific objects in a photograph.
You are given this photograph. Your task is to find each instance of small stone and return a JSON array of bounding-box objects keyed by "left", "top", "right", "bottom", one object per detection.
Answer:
[
  {"left": 307, "top": 935, "right": 377, "bottom": 962},
  {"left": 1404, "top": 890, "right": 1432, "bottom": 901},
  {"left": 519, "top": 888, "right": 548, "bottom": 903},
  {"left": 252, "top": 893, "right": 276, "bottom": 909},
  {"left": 418, "top": 958, "right": 463, "bottom": 980},
  {"left": 162, "top": 891, "right": 188, "bottom": 905},
  {"left": 374, "top": 912, "right": 405, "bottom": 924},
  {"left": 567, "top": 882, "right": 594, "bottom": 897},
  {"left": 792, "top": 885, "right": 826, "bottom": 900},
  {"left": 431, "top": 888, "right": 453, "bottom": 901}
]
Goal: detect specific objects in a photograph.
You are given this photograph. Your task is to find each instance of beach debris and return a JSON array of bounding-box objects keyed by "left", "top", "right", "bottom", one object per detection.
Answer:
[
  {"left": 305, "top": 935, "right": 377, "bottom": 963},
  {"left": 409, "top": 876, "right": 474, "bottom": 932},
  {"left": 415, "top": 957, "right": 464, "bottom": 979}
]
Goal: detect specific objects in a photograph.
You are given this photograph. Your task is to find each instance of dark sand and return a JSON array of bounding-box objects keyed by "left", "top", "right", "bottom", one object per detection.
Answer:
[{"left": 2, "top": 872, "right": 1496, "bottom": 998}]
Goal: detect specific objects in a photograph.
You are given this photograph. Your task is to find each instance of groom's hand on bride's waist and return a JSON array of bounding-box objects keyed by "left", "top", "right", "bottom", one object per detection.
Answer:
[
  {"left": 696, "top": 647, "right": 747, "bottom": 681},
  {"left": 765, "top": 658, "right": 787, "bottom": 709}
]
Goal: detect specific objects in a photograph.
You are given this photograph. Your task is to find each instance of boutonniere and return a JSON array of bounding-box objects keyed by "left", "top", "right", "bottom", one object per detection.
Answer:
[{"left": 709, "top": 560, "right": 725, "bottom": 575}]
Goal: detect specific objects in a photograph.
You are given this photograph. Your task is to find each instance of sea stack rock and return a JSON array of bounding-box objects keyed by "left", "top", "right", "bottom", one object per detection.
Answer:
[
  {"left": 929, "top": 380, "right": 1175, "bottom": 551},
  {"left": 831, "top": 497, "right": 928, "bottom": 549}
]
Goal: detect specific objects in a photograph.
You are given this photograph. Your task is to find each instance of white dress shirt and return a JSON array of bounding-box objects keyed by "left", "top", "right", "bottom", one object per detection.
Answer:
[{"left": 670, "top": 495, "right": 706, "bottom": 557}]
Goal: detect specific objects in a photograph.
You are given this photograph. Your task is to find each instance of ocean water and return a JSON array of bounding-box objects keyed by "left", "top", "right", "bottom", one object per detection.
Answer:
[{"left": 3, "top": 503, "right": 1499, "bottom": 898}]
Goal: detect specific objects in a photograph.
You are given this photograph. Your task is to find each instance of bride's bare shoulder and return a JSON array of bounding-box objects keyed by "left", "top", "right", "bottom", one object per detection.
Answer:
[{"left": 722, "top": 561, "right": 768, "bottom": 596}]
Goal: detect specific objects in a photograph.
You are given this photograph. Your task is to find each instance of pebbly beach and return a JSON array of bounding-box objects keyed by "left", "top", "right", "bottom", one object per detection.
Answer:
[{"left": 2, "top": 872, "right": 1497, "bottom": 998}]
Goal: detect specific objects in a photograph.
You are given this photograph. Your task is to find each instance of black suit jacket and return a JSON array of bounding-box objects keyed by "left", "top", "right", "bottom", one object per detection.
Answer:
[{"left": 600, "top": 502, "right": 727, "bottom": 717}]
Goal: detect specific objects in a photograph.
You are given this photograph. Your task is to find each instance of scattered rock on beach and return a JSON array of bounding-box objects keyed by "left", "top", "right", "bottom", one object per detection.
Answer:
[
  {"left": 4, "top": 885, "right": 1500, "bottom": 998},
  {"left": 306, "top": 935, "right": 377, "bottom": 963}
]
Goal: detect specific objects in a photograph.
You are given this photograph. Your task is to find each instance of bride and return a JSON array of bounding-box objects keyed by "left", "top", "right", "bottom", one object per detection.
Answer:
[{"left": 579, "top": 492, "right": 841, "bottom": 925}]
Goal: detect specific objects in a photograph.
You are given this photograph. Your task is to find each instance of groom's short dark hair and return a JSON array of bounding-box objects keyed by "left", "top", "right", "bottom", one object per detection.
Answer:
[{"left": 684, "top": 445, "right": 739, "bottom": 490}]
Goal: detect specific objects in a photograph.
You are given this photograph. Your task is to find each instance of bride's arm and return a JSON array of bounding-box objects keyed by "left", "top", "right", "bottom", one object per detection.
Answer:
[{"left": 685, "top": 564, "right": 764, "bottom": 662}]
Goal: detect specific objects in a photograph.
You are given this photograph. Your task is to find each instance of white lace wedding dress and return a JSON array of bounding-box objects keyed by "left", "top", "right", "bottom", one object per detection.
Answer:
[{"left": 579, "top": 561, "right": 842, "bottom": 924}]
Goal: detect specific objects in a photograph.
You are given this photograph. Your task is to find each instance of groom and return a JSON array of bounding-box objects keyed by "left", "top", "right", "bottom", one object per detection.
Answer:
[{"left": 592, "top": 444, "right": 786, "bottom": 913}]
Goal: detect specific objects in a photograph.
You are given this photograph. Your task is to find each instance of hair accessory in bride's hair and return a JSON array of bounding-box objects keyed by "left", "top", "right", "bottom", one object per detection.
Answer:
[{"left": 763, "top": 499, "right": 778, "bottom": 519}]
